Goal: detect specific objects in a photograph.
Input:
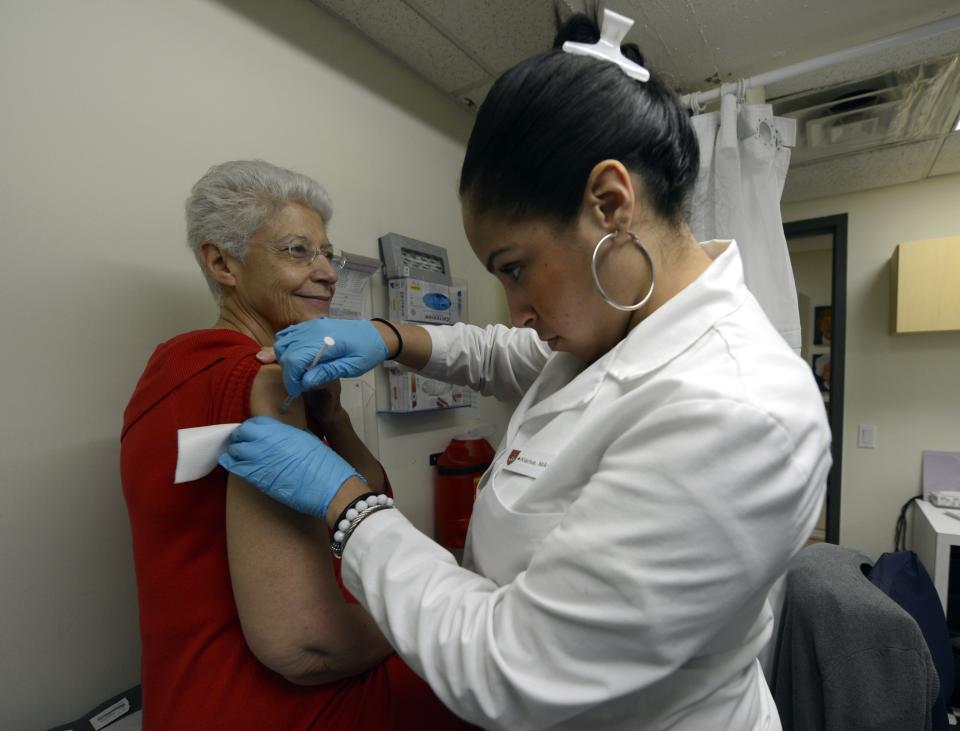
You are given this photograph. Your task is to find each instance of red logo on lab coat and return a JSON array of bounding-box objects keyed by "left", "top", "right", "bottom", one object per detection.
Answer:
[{"left": 507, "top": 449, "right": 521, "bottom": 465}]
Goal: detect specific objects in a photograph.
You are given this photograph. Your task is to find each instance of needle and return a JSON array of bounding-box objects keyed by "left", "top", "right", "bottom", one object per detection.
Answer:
[{"left": 279, "top": 336, "right": 335, "bottom": 414}]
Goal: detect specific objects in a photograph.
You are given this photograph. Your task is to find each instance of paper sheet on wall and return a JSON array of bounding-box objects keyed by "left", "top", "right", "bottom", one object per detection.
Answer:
[{"left": 330, "top": 251, "right": 381, "bottom": 320}]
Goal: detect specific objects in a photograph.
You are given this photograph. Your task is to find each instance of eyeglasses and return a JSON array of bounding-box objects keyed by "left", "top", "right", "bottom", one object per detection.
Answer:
[{"left": 267, "top": 240, "right": 347, "bottom": 271}]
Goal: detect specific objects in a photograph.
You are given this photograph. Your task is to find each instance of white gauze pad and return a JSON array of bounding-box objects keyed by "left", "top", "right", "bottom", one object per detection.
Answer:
[{"left": 174, "top": 423, "right": 240, "bottom": 484}]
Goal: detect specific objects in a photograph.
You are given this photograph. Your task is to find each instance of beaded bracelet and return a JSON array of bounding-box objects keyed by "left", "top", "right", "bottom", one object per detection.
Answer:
[
  {"left": 331, "top": 493, "right": 395, "bottom": 559},
  {"left": 331, "top": 491, "right": 380, "bottom": 536},
  {"left": 371, "top": 318, "right": 403, "bottom": 360}
]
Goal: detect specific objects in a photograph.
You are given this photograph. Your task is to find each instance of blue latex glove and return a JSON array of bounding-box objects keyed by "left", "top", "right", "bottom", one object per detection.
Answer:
[
  {"left": 274, "top": 318, "right": 389, "bottom": 397},
  {"left": 218, "top": 416, "right": 364, "bottom": 519}
]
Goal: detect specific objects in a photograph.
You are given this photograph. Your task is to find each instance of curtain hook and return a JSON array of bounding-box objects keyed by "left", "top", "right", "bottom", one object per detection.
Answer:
[{"left": 690, "top": 91, "right": 703, "bottom": 115}]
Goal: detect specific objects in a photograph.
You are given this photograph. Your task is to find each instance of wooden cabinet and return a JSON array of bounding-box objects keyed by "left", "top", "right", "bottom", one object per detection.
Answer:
[{"left": 890, "top": 236, "right": 960, "bottom": 334}]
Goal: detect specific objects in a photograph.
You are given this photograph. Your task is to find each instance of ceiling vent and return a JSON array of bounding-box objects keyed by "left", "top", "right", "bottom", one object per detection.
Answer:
[{"left": 771, "top": 54, "right": 960, "bottom": 165}]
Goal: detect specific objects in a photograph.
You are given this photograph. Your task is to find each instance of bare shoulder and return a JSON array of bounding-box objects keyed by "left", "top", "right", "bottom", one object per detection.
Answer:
[{"left": 249, "top": 363, "right": 306, "bottom": 426}]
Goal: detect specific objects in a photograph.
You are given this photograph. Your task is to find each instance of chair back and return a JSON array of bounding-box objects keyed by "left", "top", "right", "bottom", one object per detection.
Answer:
[{"left": 770, "top": 543, "right": 940, "bottom": 731}]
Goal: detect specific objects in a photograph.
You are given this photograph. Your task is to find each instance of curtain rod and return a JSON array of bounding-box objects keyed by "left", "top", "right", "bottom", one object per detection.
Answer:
[{"left": 680, "top": 13, "right": 960, "bottom": 108}]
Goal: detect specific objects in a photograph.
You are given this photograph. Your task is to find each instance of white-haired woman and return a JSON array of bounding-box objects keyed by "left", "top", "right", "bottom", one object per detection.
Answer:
[{"left": 120, "top": 160, "right": 474, "bottom": 731}]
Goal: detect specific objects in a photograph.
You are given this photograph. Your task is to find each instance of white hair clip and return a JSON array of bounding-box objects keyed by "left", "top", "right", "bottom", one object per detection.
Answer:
[{"left": 562, "top": 8, "right": 650, "bottom": 83}]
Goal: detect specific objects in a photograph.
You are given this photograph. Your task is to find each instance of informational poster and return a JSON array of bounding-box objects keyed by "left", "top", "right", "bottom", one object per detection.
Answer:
[
  {"left": 329, "top": 251, "right": 382, "bottom": 320},
  {"left": 326, "top": 250, "right": 382, "bottom": 450}
]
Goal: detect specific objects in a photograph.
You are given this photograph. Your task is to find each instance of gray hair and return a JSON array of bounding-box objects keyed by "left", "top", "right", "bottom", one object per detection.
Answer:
[{"left": 185, "top": 159, "right": 334, "bottom": 299}]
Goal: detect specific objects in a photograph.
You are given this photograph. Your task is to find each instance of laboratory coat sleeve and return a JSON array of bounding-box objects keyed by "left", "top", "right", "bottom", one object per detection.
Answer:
[
  {"left": 418, "top": 322, "right": 550, "bottom": 401},
  {"left": 341, "top": 396, "right": 830, "bottom": 730}
]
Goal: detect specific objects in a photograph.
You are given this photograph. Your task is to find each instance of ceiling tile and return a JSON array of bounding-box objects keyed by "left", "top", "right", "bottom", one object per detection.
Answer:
[
  {"left": 405, "top": 0, "right": 560, "bottom": 74},
  {"left": 782, "top": 140, "right": 941, "bottom": 202},
  {"left": 929, "top": 133, "right": 960, "bottom": 177},
  {"left": 311, "top": 0, "right": 487, "bottom": 92},
  {"left": 610, "top": 0, "right": 960, "bottom": 94},
  {"left": 306, "top": 0, "right": 960, "bottom": 202}
]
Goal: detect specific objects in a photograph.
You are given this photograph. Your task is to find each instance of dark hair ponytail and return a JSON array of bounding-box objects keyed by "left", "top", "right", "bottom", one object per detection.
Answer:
[{"left": 459, "top": 11, "right": 698, "bottom": 228}]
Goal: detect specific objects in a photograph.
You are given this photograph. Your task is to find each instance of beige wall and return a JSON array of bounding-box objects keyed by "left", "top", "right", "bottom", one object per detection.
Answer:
[
  {"left": 788, "top": 243, "right": 833, "bottom": 357},
  {"left": 0, "top": 0, "right": 512, "bottom": 726},
  {"left": 783, "top": 172, "right": 960, "bottom": 561}
]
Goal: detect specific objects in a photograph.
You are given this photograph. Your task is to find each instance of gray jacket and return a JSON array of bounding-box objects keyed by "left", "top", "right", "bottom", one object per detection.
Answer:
[{"left": 771, "top": 543, "right": 940, "bottom": 730}]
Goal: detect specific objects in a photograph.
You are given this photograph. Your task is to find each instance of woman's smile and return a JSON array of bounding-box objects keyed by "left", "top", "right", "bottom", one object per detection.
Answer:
[{"left": 294, "top": 292, "right": 333, "bottom": 315}]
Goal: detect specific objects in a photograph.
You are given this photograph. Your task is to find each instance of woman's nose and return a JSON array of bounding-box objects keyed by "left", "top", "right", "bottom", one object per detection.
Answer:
[
  {"left": 508, "top": 297, "right": 536, "bottom": 329},
  {"left": 309, "top": 257, "right": 338, "bottom": 283}
]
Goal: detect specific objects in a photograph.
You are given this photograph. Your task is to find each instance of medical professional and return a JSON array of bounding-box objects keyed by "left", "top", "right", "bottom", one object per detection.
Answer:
[{"left": 219, "top": 11, "right": 831, "bottom": 730}]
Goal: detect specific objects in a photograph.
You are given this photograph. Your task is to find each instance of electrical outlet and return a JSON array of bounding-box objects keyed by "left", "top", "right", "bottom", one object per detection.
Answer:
[{"left": 857, "top": 423, "right": 877, "bottom": 449}]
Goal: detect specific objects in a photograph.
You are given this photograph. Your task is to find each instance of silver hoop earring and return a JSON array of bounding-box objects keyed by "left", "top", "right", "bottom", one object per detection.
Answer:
[{"left": 591, "top": 231, "right": 656, "bottom": 312}]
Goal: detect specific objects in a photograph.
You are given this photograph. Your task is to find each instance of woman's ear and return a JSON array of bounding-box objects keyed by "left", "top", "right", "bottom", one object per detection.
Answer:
[
  {"left": 582, "top": 160, "right": 636, "bottom": 232},
  {"left": 199, "top": 241, "right": 238, "bottom": 289}
]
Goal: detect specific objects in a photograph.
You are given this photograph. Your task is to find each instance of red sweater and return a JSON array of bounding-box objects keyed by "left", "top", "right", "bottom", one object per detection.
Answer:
[{"left": 121, "top": 329, "right": 470, "bottom": 730}]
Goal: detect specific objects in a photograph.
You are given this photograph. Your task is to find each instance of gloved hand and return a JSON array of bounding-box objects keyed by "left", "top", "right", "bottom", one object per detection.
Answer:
[
  {"left": 218, "top": 416, "right": 364, "bottom": 519},
  {"left": 274, "top": 318, "right": 389, "bottom": 397}
]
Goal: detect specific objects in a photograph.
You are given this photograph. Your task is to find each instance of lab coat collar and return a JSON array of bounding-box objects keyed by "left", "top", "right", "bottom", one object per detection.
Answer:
[
  {"left": 606, "top": 239, "right": 746, "bottom": 381},
  {"left": 519, "top": 350, "right": 602, "bottom": 424},
  {"left": 516, "top": 241, "right": 745, "bottom": 424}
]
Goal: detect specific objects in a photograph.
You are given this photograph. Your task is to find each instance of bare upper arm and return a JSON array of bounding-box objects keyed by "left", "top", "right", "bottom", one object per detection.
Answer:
[{"left": 226, "top": 365, "right": 351, "bottom": 674}]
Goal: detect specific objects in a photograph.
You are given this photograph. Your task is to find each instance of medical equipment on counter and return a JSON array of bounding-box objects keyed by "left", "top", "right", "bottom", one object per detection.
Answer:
[
  {"left": 279, "top": 336, "right": 335, "bottom": 414},
  {"left": 923, "top": 451, "right": 960, "bottom": 503},
  {"left": 929, "top": 491, "right": 960, "bottom": 508}
]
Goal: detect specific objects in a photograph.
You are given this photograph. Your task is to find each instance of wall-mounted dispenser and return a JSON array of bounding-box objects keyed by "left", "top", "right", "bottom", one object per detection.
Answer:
[{"left": 378, "top": 233, "right": 473, "bottom": 412}]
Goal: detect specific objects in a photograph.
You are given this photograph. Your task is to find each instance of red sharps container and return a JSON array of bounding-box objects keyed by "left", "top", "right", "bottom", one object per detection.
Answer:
[{"left": 434, "top": 432, "right": 495, "bottom": 549}]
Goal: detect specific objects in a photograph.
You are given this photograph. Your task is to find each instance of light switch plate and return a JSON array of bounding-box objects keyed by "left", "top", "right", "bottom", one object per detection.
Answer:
[{"left": 858, "top": 423, "right": 877, "bottom": 449}]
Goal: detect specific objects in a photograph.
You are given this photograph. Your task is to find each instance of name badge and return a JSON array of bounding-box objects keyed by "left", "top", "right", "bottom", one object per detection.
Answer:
[{"left": 503, "top": 448, "right": 552, "bottom": 478}]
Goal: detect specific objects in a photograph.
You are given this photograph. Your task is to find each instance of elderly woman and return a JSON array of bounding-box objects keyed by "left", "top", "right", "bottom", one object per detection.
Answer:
[{"left": 120, "top": 160, "right": 472, "bottom": 730}]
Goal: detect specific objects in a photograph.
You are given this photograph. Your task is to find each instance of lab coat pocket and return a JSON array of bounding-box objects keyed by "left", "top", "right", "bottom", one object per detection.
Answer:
[{"left": 469, "top": 469, "right": 564, "bottom": 586}]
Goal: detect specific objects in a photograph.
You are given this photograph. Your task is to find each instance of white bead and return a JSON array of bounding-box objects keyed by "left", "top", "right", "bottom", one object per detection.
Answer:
[
  {"left": 355, "top": 500, "right": 368, "bottom": 511},
  {"left": 338, "top": 520, "right": 351, "bottom": 532},
  {"left": 333, "top": 531, "right": 345, "bottom": 543},
  {"left": 346, "top": 508, "right": 358, "bottom": 521},
  {"left": 377, "top": 494, "right": 387, "bottom": 505},
  {"left": 386, "top": 497, "right": 394, "bottom": 507}
]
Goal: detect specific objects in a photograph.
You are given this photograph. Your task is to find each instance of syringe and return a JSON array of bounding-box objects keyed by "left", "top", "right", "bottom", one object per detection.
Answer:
[{"left": 279, "top": 336, "right": 336, "bottom": 414}]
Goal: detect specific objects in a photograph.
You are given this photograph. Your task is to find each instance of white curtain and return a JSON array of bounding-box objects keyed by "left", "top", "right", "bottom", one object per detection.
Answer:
[{"left": 689, "top": 94, "right": 801, "bottom": 354}]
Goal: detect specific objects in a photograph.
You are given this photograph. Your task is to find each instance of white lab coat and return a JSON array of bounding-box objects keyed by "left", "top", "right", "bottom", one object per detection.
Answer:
[{"left": 342, "top": 241, "right": 830, "bottom": 730}]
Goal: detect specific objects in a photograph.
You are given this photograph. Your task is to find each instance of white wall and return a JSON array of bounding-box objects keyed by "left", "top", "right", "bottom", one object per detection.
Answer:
[
  {"left": 0, "top": 1, "right": 512, "bottom": 726},
  {"left": 783, "top": 172, "right": 960, "bottom": 561}
]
